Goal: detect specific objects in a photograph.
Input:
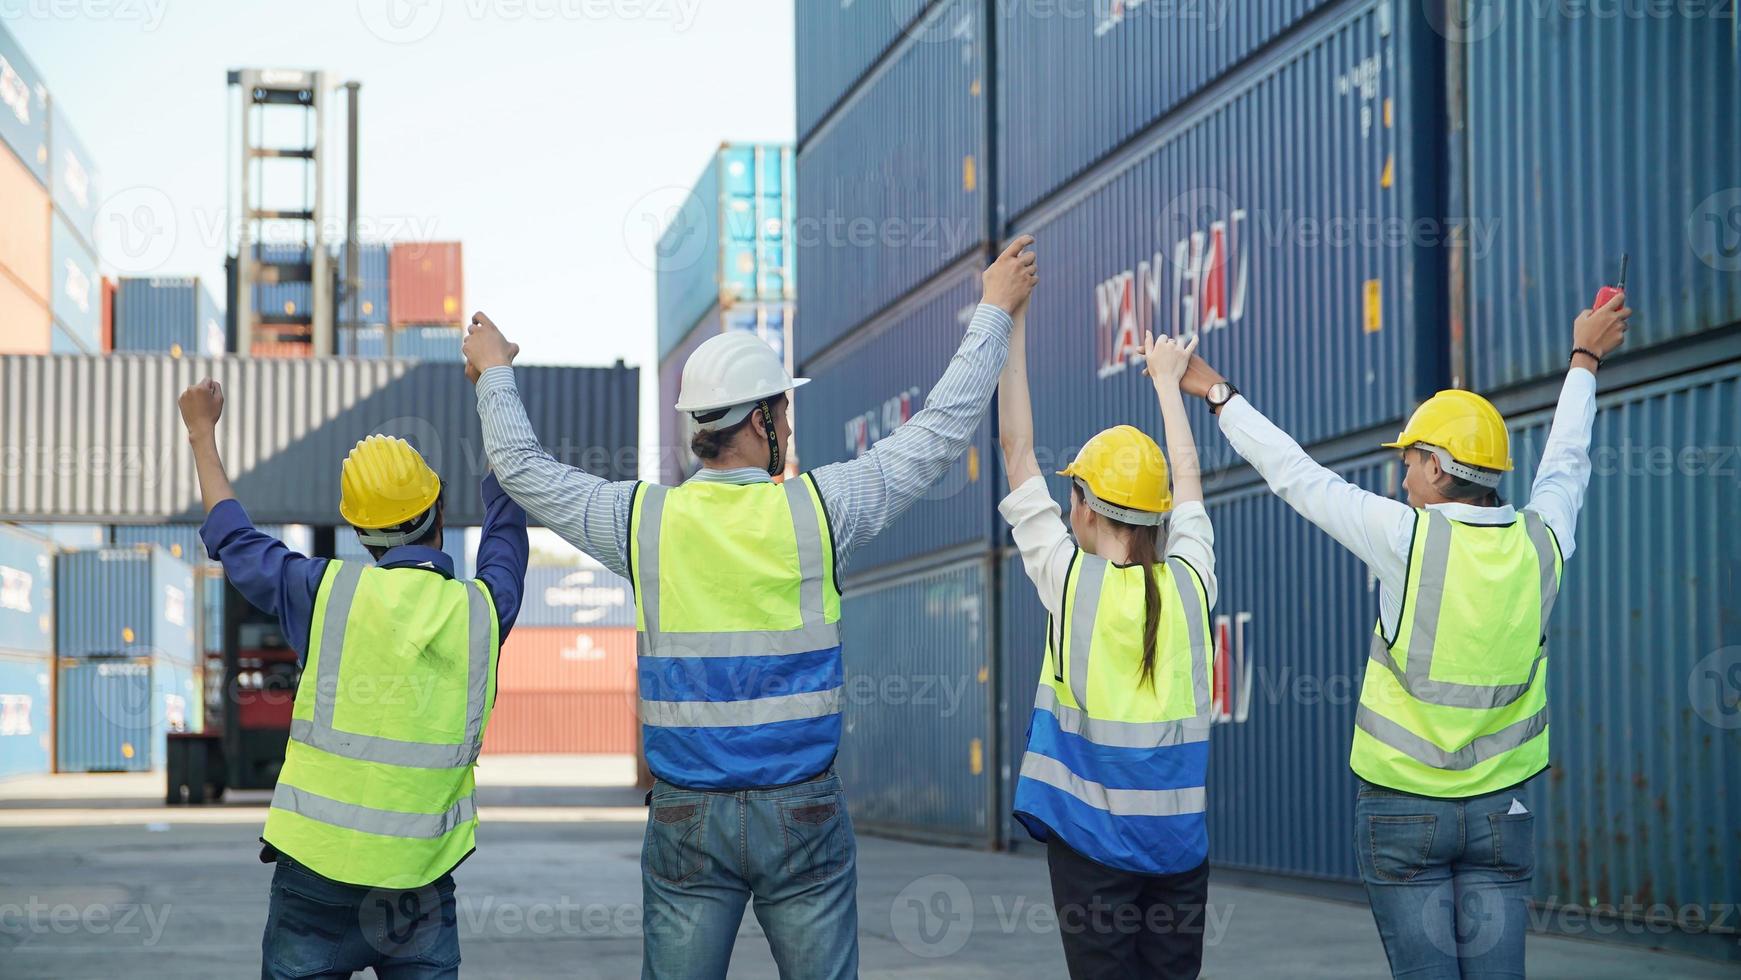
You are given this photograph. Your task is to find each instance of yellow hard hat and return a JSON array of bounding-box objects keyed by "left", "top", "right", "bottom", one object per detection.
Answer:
[
  {"left": 339, "top": 435, "right": 441, "bottom": 532},
  {"left": 1382, "top": 389, "right": 1512, "bottom": 474},
  {"left": 1057, "top": 425, "right": 1172, "bottom": 525}
]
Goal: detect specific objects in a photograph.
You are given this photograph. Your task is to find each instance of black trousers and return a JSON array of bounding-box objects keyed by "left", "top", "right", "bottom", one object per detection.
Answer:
[{"left": 1046, "top": 839, "right": 1210, "bottom": 980}]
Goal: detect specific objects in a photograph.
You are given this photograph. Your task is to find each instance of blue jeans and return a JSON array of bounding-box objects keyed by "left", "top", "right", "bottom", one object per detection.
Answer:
[
  {"left": 1353, "top": 781, "right": 1535, "bottom": 979},
  {"left": 641, "top": 770, "right": 858, "bottom": 980},
  {"left": 262, "top": 857, "right": 461, "bottom": 980}
]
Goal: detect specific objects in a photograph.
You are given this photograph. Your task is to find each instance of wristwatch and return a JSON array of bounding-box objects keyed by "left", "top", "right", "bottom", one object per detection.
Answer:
[{"left": 1206, "top": 381, "right": 1239, "bottom": 415}]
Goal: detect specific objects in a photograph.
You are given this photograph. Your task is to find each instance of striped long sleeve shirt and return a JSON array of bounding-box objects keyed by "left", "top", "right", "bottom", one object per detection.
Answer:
[{"left": 474, "top": 303, "right": 1015, "bottom": 579}]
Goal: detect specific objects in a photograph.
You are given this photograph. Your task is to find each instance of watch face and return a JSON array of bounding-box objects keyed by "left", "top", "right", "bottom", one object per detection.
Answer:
[{"left": 1208, "top": 382, "right": 1232, "bottom": 404}]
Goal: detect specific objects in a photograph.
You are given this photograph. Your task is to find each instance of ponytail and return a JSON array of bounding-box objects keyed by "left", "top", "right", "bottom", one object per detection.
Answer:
[{"left": 1123, "top": 521, "right": 1165, "bottom": 691}]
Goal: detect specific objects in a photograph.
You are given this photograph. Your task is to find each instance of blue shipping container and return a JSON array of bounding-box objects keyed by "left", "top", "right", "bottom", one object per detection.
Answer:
[
  {"left": 110, "top": 525, "right": 210, "bottom": 566},
  {"left": 997, "top": 0, "right": 1332, "bottom": 223},
  {"left": 1465, "top": 10, "right": 1741, "bottom": 391},
  {"left": 114, "top": 277, "right": 225, "bottom": 356},
  {"left": 0, "top": 524, "right": 53, "bottom": 655},
  {"left": 55, "top": 548, "right": 197, "bottom": 661},
  {"left": 796, "top": 258, "right": 994, "bottom": 575},
  {"left": 1014, "top": 0, "right": 1441, "bottom": 468},
  {"left": 339, "top": 325, "right": 465, "bottom": 361},
  {"left": 338, "top": 242, "right": 391, "bottom": 326},
  {"left": 15, "top": 523, "right": 104, "bottom": 549},
  {"left": 518, "top": 562, "right": 635, "bottom": 629},
  {"left": 656, "top": 143, "right": 795, "bottom": 361},
  {"left": 794, "top": 0, "right": 931, "bottom": 145},
  {"left": 837, "top": 556, "right": 995, "bottom": 844},
  {"left": 0, "top": 22, "right": 49, "bottom": 185},
  {"left": 0, "top": 651, "right": 53, "bottom": 780},
  {"left": 333, "top": 527, "right": 472, "bottom": 579},
  {"left": 50, "top": 209, "right": 99, "bottom": 353},
  {"left": 55, "top": 657, "right": 158, "bottom": 772},
  {"left": 254, "top": 242, "right": 312, "bottom": 318},
  {"left": 201, "top": 569, "right": 224, "bottom": 654},
  {"left": 795, "top": 0, "right": 989, "bottom": 364},
  {"left": 995, "top": 549, "right": 1042, "bottom": 850},
  {"left": 48, "top": 99, "right": 99, "bottom": 247}
]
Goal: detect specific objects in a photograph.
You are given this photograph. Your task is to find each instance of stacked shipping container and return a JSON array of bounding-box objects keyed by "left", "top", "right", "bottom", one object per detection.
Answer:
[
  {"left": 0, "top": 21, "right": 52, "bottom": 355},
  {"left": 113, "top": 278, "right": 226, "bottom": 356},
  {"left": 0, "top": 525, "right": 55, "bottom": 780},
  {"left": 795, "top": 0, "right": 1740, "bottom": 951}
]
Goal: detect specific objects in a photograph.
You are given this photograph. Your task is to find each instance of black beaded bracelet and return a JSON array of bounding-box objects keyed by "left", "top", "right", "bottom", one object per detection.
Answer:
[{"left": 1571, "top": 346, "right": 1603, "bottom": 367}]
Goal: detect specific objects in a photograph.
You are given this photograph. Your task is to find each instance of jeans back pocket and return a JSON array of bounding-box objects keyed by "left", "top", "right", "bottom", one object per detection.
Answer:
[
  {"left": 1487, "top": 811, "right": 1536, "bottom": 880},
  {"left": 1366, "top": 813, "right": 1439, "bottom": 883},
  {"left": 645, "top": 798, "right": 709, "bottom": 884},
  {"left": 780, "top": 796, "right": 849, "bottom": 882}
]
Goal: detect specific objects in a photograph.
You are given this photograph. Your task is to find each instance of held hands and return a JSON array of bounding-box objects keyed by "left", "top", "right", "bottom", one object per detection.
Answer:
[
  {"left": 178, "top": 379, "right": 224, "bottom": 436},
  {"left": 1573, "top": 290, "right": 1631, "bottom": 366},
  {"left": 463, "top": 311, "right": 520, "bottom": 385},
  {"left": 1140, "top": 330, "right": 1198, "bottom": 389},
  {"left": 982, "top": 235, "right": 1038, "bottom": 314}
]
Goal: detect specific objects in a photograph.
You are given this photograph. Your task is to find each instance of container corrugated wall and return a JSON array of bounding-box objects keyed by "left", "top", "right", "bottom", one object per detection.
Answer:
[
  {"left": 837, "top": 557, "right": 995, "bottom": 844},
  {"left": 481, "top": 692, "right": 637, "bottom": 754},
  {"left": 338, "top": 325, "right": 465, "bottom": 361},
  {"left": 1014, "top": 0, "right": 1440, "bottom": 466},
  {"left": 0, "top": 650, "right": 53, "bottom": 780},
  {"left": 0, "top": 524, "right": 54, "bottom": 654},
  {"left": 796, "top": 258, "right": 995, "bottom": 574},
  {"left": 996, "top": 549, "right": 1044, "bottom": 850},
  {"left": 0, "top": 355, "right": 638, "bottom": 525},
  {"left": 657, "top": 311, "right": 720, "bottom": 485},
  {"left": 115, "top": 278, "right": 225, "bottom": 356},
  {"left": 253, "top": 243, "right": 312, "bottom": 319},
  {"left": 0, "top": 22, "right": 50, "bottom": 185},
  {"left": 55, "top": 548, "right": 197, "bottom": 662},
  {"left": 656, "top": 145, "right": 795, "bottom": 361},
  {"left": 55, "top": 657, "right": 157, "bottom": 771},
  {"left": 495, "top": 626, "right": 636, "bottom": 693},
  {"left": 1465, "top": 12, "right": 1741, "bottom": 391},
  {"left": 996, "top": 0, "right": 1331, "bottom": 222},
  {"left": 518, "top": 562, "right": 634, "bottom": 629},
  {"left": 794, "top": 0, "right": 989, "bottom": 363},
  {"left": 389, "top": 242, "right": 464, "bottom": 326},
  {"left": 1497, "top": 362, "right": 1741, "bottom": 926},
  {"left": 338, "top": 242, "right": 391, "bottom": 327},
  {"left": 794, "top": 0, "right": 930, "bottom": 144},
  {"left": 0, "top": 133, "right": 52, "bottom": 355},
  {"left": 200, "top": 568, "right": 223, "bottom": 654},
  {"left": 48, "top": 100, "right": 99, "bottom": 249},
  {"left": 109, "top": 524, "right": 209, "bottom": 566}
]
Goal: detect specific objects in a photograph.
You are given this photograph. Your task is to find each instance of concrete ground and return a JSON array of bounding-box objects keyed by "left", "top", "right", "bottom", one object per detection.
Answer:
[{"left": 0, "top": 759, "right": 1730, "bottom": 979}]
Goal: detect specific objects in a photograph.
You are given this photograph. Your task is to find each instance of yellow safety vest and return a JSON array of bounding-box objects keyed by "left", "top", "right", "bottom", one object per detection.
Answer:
[
  {"left": 1351, "top": 510, "right": 1562, "bottom": 797},
  {"left": 264, "top": 561, "right": 501, "bottom": 889}
]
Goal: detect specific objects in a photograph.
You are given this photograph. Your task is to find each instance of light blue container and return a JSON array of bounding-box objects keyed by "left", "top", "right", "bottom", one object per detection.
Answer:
[
  {"left": 0, "top": 524, "right": 54, "bottom": 655},
  {"left": 114, "top": 277, "right": 226, "bottom": 356},
  {"left": 55, "top": 548, "right": 197, "bottom": 662},
  {"left": 337, "top": 242, "right": 391, "bottom": 327},
  {"left": 110, "top": 525, "right": 210, "bottom": 566},
  {"left": 55, "top": 657, "right": 157, "bottom": 772},
  {"left": 48, "top": 99, "right": 99, "bottom": 247},
  {"left": 339, "top": 325, "right": 464, "bottom": 361},
  {"left": 50, "top": 210, "right": 100, "bottom": 354},
  {"left": 253, "top": 242, "right": 312, "bottom": 318},
  {"left": 837, "top": 556, "right": 995, "bottom": 845},
  {"left": 0, "top": 651, "right": 53, "bottom": 780},
  {"left": 656, "top": 143, "right": 795, "bottom": 361},
  {"left": 0, "top": 21, "right": 50, "bottom": 184},
  {"left": 201, "top": 570, "right": 224, "bottom": 654}
]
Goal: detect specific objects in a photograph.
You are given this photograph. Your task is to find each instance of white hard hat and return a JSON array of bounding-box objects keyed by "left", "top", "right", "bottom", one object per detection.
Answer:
[{"left": 675, "top": 331, "right": 809, "bottom": 430}]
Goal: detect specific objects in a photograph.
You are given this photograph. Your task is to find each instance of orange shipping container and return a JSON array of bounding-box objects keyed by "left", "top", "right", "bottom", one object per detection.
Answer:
[
  {"left": 0, "top": 146, "right": 51, "bottom": 305},
  {"left": 482, "top": 691, "right": 637, "bottom": 754},
  {"left": 496, "top": 626, "right": 636, "bottom": 694},
  {"left": 0, "top": 271, "right": 50, "bottom": 353},
  {"left": 250, "top": 341, "right": 312, "bottom": 358},
  {"left": 388, "top": 242, "right": 463, "bottom": 326}
]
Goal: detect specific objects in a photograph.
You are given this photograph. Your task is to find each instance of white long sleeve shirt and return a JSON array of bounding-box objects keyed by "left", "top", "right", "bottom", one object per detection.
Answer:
[
  {"left": 999, "top": 476, "right": 1219, "bottom": 617},
  {"left": 1215, "top": 368, "right": 1599, "bottom": 636}
]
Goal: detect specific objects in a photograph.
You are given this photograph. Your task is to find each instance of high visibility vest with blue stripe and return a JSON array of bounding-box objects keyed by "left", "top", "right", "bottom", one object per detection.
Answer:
[
  {"left": 265, "top": 561, "right": 501, "bottom": 890},
  {"left": 629, "top": 476, "right": 842, "bottom": 790},
  {"left": 1014, "top": 552, "right": 1214, "bottom": 875},
  {"left": 1351, "top": 510, "right": 1563, "bottom": 798}
]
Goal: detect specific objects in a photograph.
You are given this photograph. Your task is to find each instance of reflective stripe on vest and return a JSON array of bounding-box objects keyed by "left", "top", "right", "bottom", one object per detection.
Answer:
[
  {"left": 631, "top": 476, "right": 842, "bottom": 789},
  {"left": 271, "top": 783, "right": 478, "bottom": 839},
  {"left": 1351, "top": 510, "right": 1562, "bottom": 796},
  {"left": 1014, "top": 554, "right": 1214, "bottom": 875}
]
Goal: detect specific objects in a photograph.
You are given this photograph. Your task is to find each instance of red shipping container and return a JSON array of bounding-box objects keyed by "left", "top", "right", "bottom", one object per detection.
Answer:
[
  {"left": 388, "top": 242, "right": 464, "bottom": 326},
  {"left": 250, "top": 341, "right": 312, "bottom": 358},
  {"left": 496, "top": 626, "right": 636, "bottom": 694},
  {"left": 482, "top": 691, "right": 637, "bottom": 754}
]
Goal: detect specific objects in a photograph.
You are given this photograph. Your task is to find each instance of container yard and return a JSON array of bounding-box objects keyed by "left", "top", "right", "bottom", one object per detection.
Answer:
[{"left": 0, "top": 4, "right": 1735, "bottom": 978}]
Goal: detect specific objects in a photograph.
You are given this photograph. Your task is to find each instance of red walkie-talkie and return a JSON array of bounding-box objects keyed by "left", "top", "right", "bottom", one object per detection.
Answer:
[{"left": 1593, "top": 253, "right": 1628, "bottom": 309}]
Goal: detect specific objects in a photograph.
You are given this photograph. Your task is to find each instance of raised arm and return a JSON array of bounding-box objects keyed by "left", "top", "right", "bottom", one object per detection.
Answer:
[
  {"left": 464, "top": 312, "right": 637, "bottom": 580},
  {"left": 1138, "top": 331, "right": 1202, "bottom": 506},
  {"left": 997, "top": 305, "right": 1041, "bottom": 489},
  {"left": 811, "top": 236, "right": 1038, "bottom": 561},
  {"left": 179, "top": 380, "right": 237, "bottom": 513}
]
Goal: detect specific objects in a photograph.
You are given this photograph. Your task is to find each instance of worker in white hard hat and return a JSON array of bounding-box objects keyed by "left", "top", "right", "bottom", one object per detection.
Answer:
[
  {"left": 1180, "top": 292, "right": 1630, "bottom": 977},
  {"left": 462, "top": 234, "right": 1038, "bottom": 980}
]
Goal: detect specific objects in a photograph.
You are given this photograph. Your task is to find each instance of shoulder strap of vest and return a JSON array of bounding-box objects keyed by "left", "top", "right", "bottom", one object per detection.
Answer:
[
  {"left": 1164, "top": 557, "right": 1213, "bottom": 719},
  {"left": 799, "top": 472, "right": 842, "bottom": 597},
  {"left": 1063, "top": 553, "right": 1108, "bottom": 712}
]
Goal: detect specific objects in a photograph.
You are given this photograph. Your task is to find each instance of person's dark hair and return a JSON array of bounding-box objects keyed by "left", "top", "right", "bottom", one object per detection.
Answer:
[
  {"left": 689, "top": 395, "right": 787, "bottom": 462},
  {"left": 360, "top": 492, "right": 445, "bottom": 562},
  {"left": 1072, "top": 483, "right": 1166, "bottom": 690},
  {"left": 1413, "top": 448, "right": 1504, "bottom": 507}
]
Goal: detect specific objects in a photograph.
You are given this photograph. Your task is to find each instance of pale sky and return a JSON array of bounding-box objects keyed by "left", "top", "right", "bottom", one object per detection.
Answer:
[{"left": 7, "top": 0, "right": 796, "bottom": 475}]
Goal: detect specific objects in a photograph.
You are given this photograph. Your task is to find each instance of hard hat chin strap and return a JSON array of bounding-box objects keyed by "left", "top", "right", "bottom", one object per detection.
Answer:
[
  {"left": 355, "top": 503, "right": 440, "bottom": 548},
  {"left": 759, "top": 399, "right": 781, "bottom": 476},
  {"left": 1418, "top": 444, "right": 1503, "bottom": 488}
]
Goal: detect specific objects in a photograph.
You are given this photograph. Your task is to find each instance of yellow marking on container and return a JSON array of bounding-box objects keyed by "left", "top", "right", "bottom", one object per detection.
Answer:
[
  {"left": 1384, "top": 98, "right": 1393, "bottom": 128},
  {"left": 121, "top": 743, "right": 135, "bottom": 759},
  {"left": 970, "top": 78, "right": 981, "bottom": 97},
  {"left": 122, "top": 627, "right": 136, "bottom": 643},
  {"left": 443, "top": 296, "right": 459, "bottom": 316},
  {"left": 969, "top": 738, "right": 984, "bottom": 775},
  {"left": 977, "top": 665, "right": 989, "bottom": 684},
  {"left": 282, "top": 301, "right": 296, "bottom": 316},
  {"left": 169, "top": 343, "right": 183, "bottom": 359},
  {"left": 967, "top": 446, "right": 980, "bottom": 482},
  {"left": 1364, "top": 279, "right": 1383, "bottom": 334},
  {"left": 963, "top": 155, "right": 978, "bottom": 193},
  {"left": 1381, "top": 155, "right": 1394, "bottom": 189}
]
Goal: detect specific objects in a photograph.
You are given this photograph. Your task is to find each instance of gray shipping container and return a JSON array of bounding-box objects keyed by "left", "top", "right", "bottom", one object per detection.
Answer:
[
  {"left": 0, "top": 354, "right": 639, "bottom": 526},
  {"left": 837, "top": 556, "right": 996, "bottom": 845},
  {"left": 54, "top": 548, "right": 197, "bottom": 662}
]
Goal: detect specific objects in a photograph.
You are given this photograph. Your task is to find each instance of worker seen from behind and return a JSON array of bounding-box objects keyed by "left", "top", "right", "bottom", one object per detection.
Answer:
[
  {"left": 460, "top": 235, "right": 1039, "bottom": 980},
  {"left": 1179, "top": 291, "right": 1631, "bottom": 977},
  {"left": 178, "top": 378, "right": 529, "bottom": 980},
  {"left": 999, "top": 301, "right": 1217, "bottom": 978}
]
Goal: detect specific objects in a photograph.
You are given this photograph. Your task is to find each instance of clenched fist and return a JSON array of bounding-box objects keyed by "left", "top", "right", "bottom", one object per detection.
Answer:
[
  {"left": 982, "top": 235, "right": 1038, "bottom": 314},
  {"left": 178, "top": 379, "right": 224, "bottom": 435},
  {"left": 1572, "top": 291, "right": 1631, "bottom": 366},
  {"left": 463, "top": 311, "right": 520, "bottom": 384}
]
